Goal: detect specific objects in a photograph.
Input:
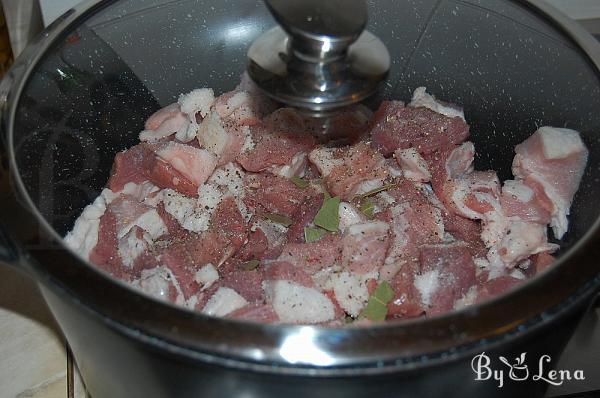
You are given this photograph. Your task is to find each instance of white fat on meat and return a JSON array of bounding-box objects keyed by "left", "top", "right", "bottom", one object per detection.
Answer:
[
  {"left": 326, "top": 270, "right": 378, "bottom": 317},
  {"left": 130, "top": 267, "right": 172, "bottom": 302},
  {"left": 373, "top": 191, "right": 397, "bottom": 213},
  {"left": 175, "top": 121, "right": 199, "bottom": 143},
  {"left": 353, "top": 179, "right": 385, "bottom": 196},
  {"left": 383, "top": 203, "right": 411, "bottom": 265},
  {"left": 310, "top": 266, "right": 340, "bottom": 290},
  {"left": 512, "top": 126, "right": 588, "bottom": 239},
  {"left": 139, "top": 104, "right": 189, "bottom": 142},
  {"left": 203, "top": 287, "right": 248, "bottom": 316},
  {"left": 486, "top": 246, "right": 508, "bottom": 280},
  {"left": 409, "top": 87, "right": 465, "bottom": 120},
  {"left": 269, "top": 280, "right": 335, "bottom": 324},
  {"left": 480, "top": 207, "right": 509, "bottom": 248},
  {"left": 120, "top": 181, "right": 161, "bottom": 206},
  {"left": 178, "top": 88, "right": 215, "bottom": 120},
  {"left": 496, "top": 220, "right": 558, "bottom": 267},
  {"left": 502, "top": 179, "right": 534, "bottom": 202},
  {"left": 207, "top": 163, "right": 251, "bottom": 221},
  {"left": 194, "top": 263, "right": 219, "bottom": 291},
  {"left": 116, "top": 207, "right": 167, "bottom": 240},
  {"left": 509, "top": 269, "right": 526, "bottom": 280},
  {"left": 414, "top": 269, "right": 440, "bottom": 307},
  {"left": 387, "top": 162, "right": 403, "bottom": 178},
  {"left": 269, "top": 152, "right": 307, "bottom": 178},
  {"left": 539, "top": 126, "right": 586, "bottom": 160},
  {"left": 338, "top": 202, "right": 367, "bottom": 232},
  {"left": 240, "top": 126, "right": 255, "bottom": 152},
  {"left": 308, "top": 147, "right": 343, "bottom": 177},
  {"left": 118, "top": 228, "right": 152, "bottom": 268},
  {"left": 445, "top": 142, "right": 475, "bottom": 179},
  {"left": 473, "top": 257, "right": 490, "bottom": 269},
  {"left": 196, "top": 111, "right": 231, "bottom": 158},
  {"left": 448, "top": 172, "right": 501, "bottom": 221},
  {"left": 453, "top": 285, "right": 478, "bottom": 310},
  {"left": 155, "top": 142, "right": 217, "bottom": 187},
  {"left": 251, "top": 219, "right": 288, "bottom": 247},
  {"left": 395, "top": 147, "right": 431, "bottom": 182},
  {"left": 216, "top": 91, "right": 251, "bottom": 119},
  {"left": 346, "top": 220, "right": 390, "bottom": 237},
  {"left": 161, "top": 186, "right": 222, "bottom": 233},
  {"left": 64, "top": 188, "right": 115, "bottom": 260},
  {"left": 208, "top": 163, "right": 245, "bottom": 197}
]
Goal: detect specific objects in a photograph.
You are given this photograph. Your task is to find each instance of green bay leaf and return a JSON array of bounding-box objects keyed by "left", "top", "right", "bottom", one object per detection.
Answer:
[
  {"left": 304, "top": 226, "right": 327, "bottom": 243},
  {"left": 314, "top": 194, "right": 340, "bottom": 232},
  {"left": 360, "top": 281, "right": 395, "bottom": 321}
]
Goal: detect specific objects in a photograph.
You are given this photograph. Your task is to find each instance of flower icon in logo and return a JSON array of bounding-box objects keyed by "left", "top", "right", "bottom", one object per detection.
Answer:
[{"left": 499, "top": 352, "right": 529, "bottom": 381}]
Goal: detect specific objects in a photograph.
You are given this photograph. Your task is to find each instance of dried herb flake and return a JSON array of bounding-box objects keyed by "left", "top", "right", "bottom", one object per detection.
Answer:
[
  {"left": 264, "top": 213, "right": 293, "bottom": 227},
  {"left": 242, "top": 259, "right": 260, "bottom": 271},
  {"left": 291, "top": 176, "right": 310, "bottom": 188}
]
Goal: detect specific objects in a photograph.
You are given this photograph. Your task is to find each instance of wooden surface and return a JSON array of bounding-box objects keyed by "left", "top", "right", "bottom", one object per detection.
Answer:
[{"left": 0, "top": 266, "right": 86, "bottom": 398}]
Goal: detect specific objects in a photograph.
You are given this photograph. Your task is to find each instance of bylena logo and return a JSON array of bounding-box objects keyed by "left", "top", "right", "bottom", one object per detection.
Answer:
[{"left": 471, "top": 352, "right": 585, "bottom": 388}]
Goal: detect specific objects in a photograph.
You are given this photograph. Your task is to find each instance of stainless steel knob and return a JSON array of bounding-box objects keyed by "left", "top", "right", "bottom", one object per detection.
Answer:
[{"left": 247, "top": 0, "right": 390, "bottom": 113}]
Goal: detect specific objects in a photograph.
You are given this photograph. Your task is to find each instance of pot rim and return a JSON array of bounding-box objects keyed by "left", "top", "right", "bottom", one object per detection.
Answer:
[{"left": 4, "top": 0, "right": 600, "bottom": 370}]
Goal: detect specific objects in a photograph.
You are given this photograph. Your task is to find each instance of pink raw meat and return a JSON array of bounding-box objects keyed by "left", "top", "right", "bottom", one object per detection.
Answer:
[
  {"left": 387, "top": 260, "right": 425, "bottom": 318},
  {"left": 243, "top": 173, "right": 317, "bottom": 218},
  {"left": 324, "top": 142, "right": 388, "bottom": 200},
  {"left": 286, "top": 193, "right": 324, "bottom": 243},
  {"left": 150, "top": 160, "right": 198, "bottom": 197},
  {"left": 108, "top": 144, "right": 156, "bottom": 192},
  {"left": 156, "top": 202, "right": 190, "bottom": 239},
  {"left": 237, "top": 120, "right": 316, "bottom": 172},
  {"left": 145, "top": 103, "right": 185, "bottom": 131},
  {"left": 427, "top": 142, "right": 475, "bottom": 196},
  {"left": 512, "top": 126, "right": 588, "bottom": 239},
  {"left": 419, "top": 243, "right": 477, "bottom": 314},
  {"left": 263, "top": 260, "right": 315, "bottom": 287},
  {"left": 210, "top": 196, "right": 248, "bottom": 251},
  {"left": 278, "top": 235, "right": 343, "bottom": 273},
  {"left": 341, "top": 222, "right": 390, "bottom": 274},
  {"left": 385, "top": 200, "right": 444, "bottom": 264},
  {"left": 219, "top": 260, "right": 265, "bottom": 302},
  {"left": 532, "top": 252, "right": 555, "bottom": 274},
  {"left": 500, "top": 179, "right": 551, "bottom": 224},
  {"left": 228, "top": 302, "right": 280, "bottom": 323},
  {"left": 370, "top": 101, "right": 469, "bottom": 156},
  {"left": 89, "top": 211, "right": 124, "bottom": 278},
  {"left": 161, "top": 199, "right": 248, "bottom": 299},
  {"left": 234, "top": 227, "right": 269, "bottom": 262},
  {"left": 496, "top": 220, "right": 557, "bottom": 266},
  {"left": 476, "top": 275, "right": 523, "bottom": 303},
  {"left": 155, "top": 142, "right": 217, "bottom": 187}
]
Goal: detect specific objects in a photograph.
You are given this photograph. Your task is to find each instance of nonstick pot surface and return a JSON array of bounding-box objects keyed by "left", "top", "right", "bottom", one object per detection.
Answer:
[{"left": 4, "top": 0, "right": 600, "bottom": 368}]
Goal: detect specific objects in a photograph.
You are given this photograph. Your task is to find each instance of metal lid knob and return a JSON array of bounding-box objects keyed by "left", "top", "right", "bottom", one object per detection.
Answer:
[{"left": 247, "top": 0, "right": 390, "bottom": 113}]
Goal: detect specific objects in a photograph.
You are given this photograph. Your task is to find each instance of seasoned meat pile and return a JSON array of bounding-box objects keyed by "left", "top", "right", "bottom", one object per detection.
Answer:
[{"left": 65, "top": 76, "right": 588, "bottom": 325}]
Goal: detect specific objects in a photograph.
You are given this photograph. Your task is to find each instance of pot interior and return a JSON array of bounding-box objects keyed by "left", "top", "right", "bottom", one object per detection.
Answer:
[{"left": 8, "top": 0, "right": 600, "bottom": 288}]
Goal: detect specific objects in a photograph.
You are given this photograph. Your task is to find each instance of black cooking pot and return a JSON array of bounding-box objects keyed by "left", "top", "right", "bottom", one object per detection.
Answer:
[{"left": 1, "top": 1, "right": 600, "bottom": 397}]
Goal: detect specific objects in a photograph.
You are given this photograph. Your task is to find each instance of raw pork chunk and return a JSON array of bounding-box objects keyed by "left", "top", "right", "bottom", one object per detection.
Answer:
[{"left": 66, "top": 81, "right": 589, "bottom": 326}]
